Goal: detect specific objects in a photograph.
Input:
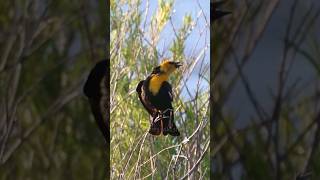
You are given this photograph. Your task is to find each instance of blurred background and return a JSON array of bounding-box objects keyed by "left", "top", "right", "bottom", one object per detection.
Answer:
[
  {"left": 212, "top": 0, "right": 320, "bottom": 179},
  {"left": 5, "top": 0, "right": 320, "bottom": 179},
  {"left": 110, "top": 0, "right": 210, "bottom": 179},
  {"left": 0, "top": 0, "right": 107, "bottom": 179}
]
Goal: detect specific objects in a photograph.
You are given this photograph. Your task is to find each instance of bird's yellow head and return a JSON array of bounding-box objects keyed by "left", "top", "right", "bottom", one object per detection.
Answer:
[{"left": 159, "top": 59, "right": 182, "bottom": 74}]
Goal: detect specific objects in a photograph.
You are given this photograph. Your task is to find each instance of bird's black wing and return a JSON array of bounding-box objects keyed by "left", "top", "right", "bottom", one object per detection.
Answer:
[
  {"left": 136, "top": 80, "right": 155, "bottom": 116},
  {"left": 83, "top": 59, "right": 109, "bottom": 141},
  {"left": 137, "top": 79, "right": 161, "bottom": 135}
]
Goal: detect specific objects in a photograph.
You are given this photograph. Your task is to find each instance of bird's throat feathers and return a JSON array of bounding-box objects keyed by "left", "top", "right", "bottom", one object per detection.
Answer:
[{"left": 149, "top": 74, "right": 169, "bottom": 95}]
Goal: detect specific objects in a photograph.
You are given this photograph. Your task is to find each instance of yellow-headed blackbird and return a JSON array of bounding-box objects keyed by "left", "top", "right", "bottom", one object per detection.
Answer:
[
  {"left": 136, "top": 60, "right": 182, "bottom": 136},
  {"left": 83, "top": 59, "right": 109, "bottom": 141},
  {"left": 212, "top": 1, "right": 231, "bottom": 21}
]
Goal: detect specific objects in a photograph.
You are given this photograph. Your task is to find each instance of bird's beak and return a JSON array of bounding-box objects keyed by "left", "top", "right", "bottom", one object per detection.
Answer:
[
  {"left": 173, "top": 62, "right": 182, "bottom": 68},
  {"left": 212, "top": 1, "right": 231, "bottom": 21},
  {"left": 214, "top": 10, "right": 231, "bottom": 20}
]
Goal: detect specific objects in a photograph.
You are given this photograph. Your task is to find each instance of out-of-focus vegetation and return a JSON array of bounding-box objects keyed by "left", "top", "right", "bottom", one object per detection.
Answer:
[
  {"left": 212, "top": 0, "right": 320, "bottom": 179},
  {"left": 110, "top": 0, "right": 210, "bottom": 179},
  {"left": 0, "top": 0, "right": 107, "bottom": 179}
]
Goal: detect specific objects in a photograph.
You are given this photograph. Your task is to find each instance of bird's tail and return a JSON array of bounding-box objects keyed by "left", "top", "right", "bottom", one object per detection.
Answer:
[
  {"left": 149, "top": 109, "right": 180, "bottom": 136},
  {"left": 162, "top": 109, "right": 180, "bottom": 136},
  {"left": 149, "top": 112, "right": 161, "bottom": 135}
]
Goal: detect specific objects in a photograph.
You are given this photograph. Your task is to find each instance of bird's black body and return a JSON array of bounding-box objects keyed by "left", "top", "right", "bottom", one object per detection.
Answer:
[
  {"left": 83, "top": 59, "right": 109, "bottom": 141},
  {"left": 136, "top": 61, "right": 180, "bottom": 136}
]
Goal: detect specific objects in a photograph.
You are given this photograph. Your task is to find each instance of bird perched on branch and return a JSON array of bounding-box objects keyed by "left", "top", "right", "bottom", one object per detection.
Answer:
[
  {"left": 212, "top": 1, "right": 231, "bottom": 21},
  {"left": 136, "top": 59, "right": 182, "bottom": 136},
  {"left": 83, "top": 59, "right": 109, "bottom": 142}
]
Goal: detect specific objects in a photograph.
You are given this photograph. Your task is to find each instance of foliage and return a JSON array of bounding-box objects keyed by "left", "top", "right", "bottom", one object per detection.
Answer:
[{"left": 110, "top": 0, "right": 210, "bottom": 179}]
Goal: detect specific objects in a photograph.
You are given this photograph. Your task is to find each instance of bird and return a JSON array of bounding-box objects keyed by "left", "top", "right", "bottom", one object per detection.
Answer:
[
  {"left": 136, "top": 59, "right": 182, "bottom": 136},
  {"left": 83, "top": 59, "right": 109, "bottom": 142},
  {"left": 212, "top": 1, "right": 231, "bottom": 21}
]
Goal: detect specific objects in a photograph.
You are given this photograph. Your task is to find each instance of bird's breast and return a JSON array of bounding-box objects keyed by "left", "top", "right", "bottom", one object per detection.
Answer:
[{"left": 149, "top": 74, "right": 168, "bottom": 96}]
